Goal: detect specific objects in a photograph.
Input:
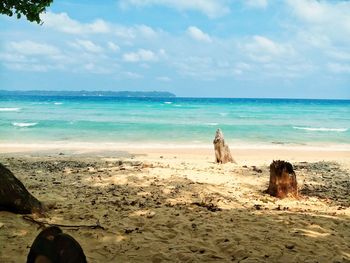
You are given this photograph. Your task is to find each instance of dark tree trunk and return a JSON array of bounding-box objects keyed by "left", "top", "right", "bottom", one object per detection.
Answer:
[
  {"left": 266, "top": 160, "right": 298, "bottom": 198},
  {"left": 213, "top": 129, "right": 235, "bottom": 164},
  {"left": 0, "top": 163, "right": 43, "bottom": 214}
]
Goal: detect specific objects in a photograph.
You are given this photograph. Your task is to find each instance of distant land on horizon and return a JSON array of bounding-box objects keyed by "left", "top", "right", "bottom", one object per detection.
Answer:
[
  {"left": 0, "top": 90, "right": 176, "bottom": 98},
  {"left": 0, "top": 90, "right": 349, "bottom": 101}
]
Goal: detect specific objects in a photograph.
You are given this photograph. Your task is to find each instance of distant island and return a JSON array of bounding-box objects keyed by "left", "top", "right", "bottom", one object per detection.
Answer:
[{"left": 0, "top": 90, "right": 176, "bottom": 98}]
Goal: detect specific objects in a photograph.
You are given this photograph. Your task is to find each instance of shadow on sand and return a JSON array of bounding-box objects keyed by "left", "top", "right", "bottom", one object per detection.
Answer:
[{"left": 0, "top": 157, "right": 349, "bottom": 262}]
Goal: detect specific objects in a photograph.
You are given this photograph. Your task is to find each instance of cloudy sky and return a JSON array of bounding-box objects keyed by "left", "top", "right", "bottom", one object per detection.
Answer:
[{"left": 0, "top": 0, "right": 349, "bottom": 98}]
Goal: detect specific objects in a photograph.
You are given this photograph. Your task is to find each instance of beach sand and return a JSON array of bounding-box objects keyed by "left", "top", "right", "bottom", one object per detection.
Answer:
[{"left": 0, "top": 146, "right": 349, "bottom": 262}]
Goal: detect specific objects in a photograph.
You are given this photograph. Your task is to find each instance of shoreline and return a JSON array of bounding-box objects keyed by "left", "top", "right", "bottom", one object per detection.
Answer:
[
  {"left": 1, "top": 142, "right": 350, "bottom": 166},
  {"left": 1, "top": 141, "right": 350, "bottom": 151}
]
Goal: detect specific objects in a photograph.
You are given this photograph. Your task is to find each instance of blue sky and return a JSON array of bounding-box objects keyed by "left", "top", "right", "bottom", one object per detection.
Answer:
[{"left": 0, "top": 0, "right": 349, "bottom": 98}]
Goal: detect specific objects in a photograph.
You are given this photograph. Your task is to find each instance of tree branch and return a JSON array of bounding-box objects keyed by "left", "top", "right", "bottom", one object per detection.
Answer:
[{"left": 22, "top": 215, "right": 105, "bottom": 230}]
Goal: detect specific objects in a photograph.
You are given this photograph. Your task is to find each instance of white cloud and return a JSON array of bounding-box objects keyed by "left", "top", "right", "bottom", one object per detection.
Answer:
[
  {"left": 286, "top": 0, "right": 350, "bottom": 41},
  {"left": 8, "top": 41, "right": 60, "bottom": 56},
  {"left": 4, "top": 63, "right": 64, "bottom": 72},
  {"left": 42, "top": 12, "right": 111, "bottom": 34},
  {"left": 2, "top": 38, "right": 118, "bottom": 75},
  {"left": 156, "top": 76, "right": 171, "bottom": 82},
  {"left": 136, "top": 25, "right": 158, "bottom": 38},
  {"left": 123, "top": 49, "right": 159, "bottom": 62},
  {"left": 235, "top": 62, "right": 251, "bottom": 70},
  {"left": 0, "top": 53, "right": 33, "bottom": 63},
  {"left": 0, "top": 16, "right": 310, "bottom": 82},
  {"left": 285, "top": 0, "right": 350, "bottom": 75},
  {"left": 3, "top": 4, "right": 343, "bottom": 84},
  {"left": 187, "top": 26, "right": 212, "bottom": 42},
  {"left": 249, "top": 36, "right": 284, "bottom": 55},
  {"left": 122, "top": 71, "right": 143, "bottom": 79},
  {"left": 2, "top": 40, "right": 72, "bottom": 73},
  {"left": 4, "top": 63, "right": 46, "bottom": 72},
  {"left": 245, "top": 0, "right": 268, "bottom": 9},
  {"left": 107, "top": 42, "right": 120, "bottom": 52},
  {"left": 41, "top": 12, "right": 84, "bottom": 34},
  {"left": 173, "top": 56, "right": 230, "bottom": 80},
  {"left": 287, "top": 0, "right": 330, "bottom": 24},
  {"left": 327, "top": 50, "right": 350, "bottom": 61},
  {"left": 296, "top": 30, "right": 331, "bottom": 49},
  {"left": 244, "top": 35, "right": 295, "bottom": 62},
  {"left": 328, "top": 63, "right": 350, "bottom": 74},
  {"left": 87, "top": 19, "right": 111, "bottom": 33},
  {"left": 83, "top": 62, "right": 113, "bottom": 74},
  {"left": 119, "top": 0, "right": 230, "bottom": 18},
  {"left": 41, "top": 12, "right": 160, "bottom": 39},
  {"left": 114, "top": 24, "right": 160, "bottom": 39},
  {"left": 71, "top": 40, "right": 103, "bottom": 53}
]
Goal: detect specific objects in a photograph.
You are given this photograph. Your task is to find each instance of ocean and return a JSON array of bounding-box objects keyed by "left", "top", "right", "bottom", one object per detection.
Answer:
[{"left": 0, "top": 96, "right": 349, "bottom": 149}]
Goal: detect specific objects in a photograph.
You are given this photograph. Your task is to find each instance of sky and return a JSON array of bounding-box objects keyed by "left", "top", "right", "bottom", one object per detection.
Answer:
[{"left": 0, "top": 0, "right": 350, "bottom": 98}]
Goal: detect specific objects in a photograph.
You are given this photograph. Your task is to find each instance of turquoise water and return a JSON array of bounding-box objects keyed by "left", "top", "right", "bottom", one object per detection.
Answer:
[{"left": 0, "top": 96, "right": 349, "bottom": 148}]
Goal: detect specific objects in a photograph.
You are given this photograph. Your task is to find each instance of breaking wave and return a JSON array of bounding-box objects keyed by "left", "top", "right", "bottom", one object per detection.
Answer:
[
  {"left": 205, "top": 123, "right": 219, "bottom": 126},
  {"left": 0, "top": 108, "right": 21, "bottom": 112},
  {"left": 293, "top": 126, "right": 348, "bottom": 132},
  {"left": 12, "top": 122, "right": 38, "bottom": 127}
]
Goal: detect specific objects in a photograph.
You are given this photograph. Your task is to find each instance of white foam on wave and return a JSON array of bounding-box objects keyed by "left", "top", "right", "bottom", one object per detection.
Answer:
[
  {"left": 206, "top": 123, "right": 219, "bottom": 126},
  {"left": 12, "top": 122, "right": 38, "bottom": 127},
  {"left": 164, "top": 102, "right": 172, "bottom": 104},
  {"left": 54, "top": 102, "right": 63, "bottom": 105},
  {"left": 293, "top": 126, "right": 348, "bottom": 132},
  {"left": 0, "top": 107, "right": 21, "bottom": 112}
]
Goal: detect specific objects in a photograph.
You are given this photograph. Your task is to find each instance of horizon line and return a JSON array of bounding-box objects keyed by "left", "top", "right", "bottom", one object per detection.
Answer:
[{"left": 0, "top": 89, "right": 349, "bottom": 100}]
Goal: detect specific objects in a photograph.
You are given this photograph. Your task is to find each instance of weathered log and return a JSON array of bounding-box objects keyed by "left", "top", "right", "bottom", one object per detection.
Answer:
[
  {"left": 213, "top": 129, "right": 235, "bottom": 164},
  {"left": 0, "top": 163, "right": 43, "bottom": 214},
  {"left": 266, "top": 160, "right": 298, "bottom": 198},
  {"left": 27, "top": 226, "right": 87, "bottom": 263}
]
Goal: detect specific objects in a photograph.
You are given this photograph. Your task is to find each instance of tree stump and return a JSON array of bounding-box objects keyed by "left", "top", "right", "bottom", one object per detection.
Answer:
[
  {"left": 266, "top": 160, "right": 298, "bottom": 198},
  {"left": 0, "top": 163, "right": 43, "bottom": 214},
  {"left": 27, "top": 226, "right": 87, "bottom": 263},
  {"left": 213, "top": 129, "right": 235, "bottom": 164}
]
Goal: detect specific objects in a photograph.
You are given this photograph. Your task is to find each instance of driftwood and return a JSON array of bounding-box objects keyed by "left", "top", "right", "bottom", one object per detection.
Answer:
[
  {"left": 213, "top": 129, "right": 235, "bottom": 164},
  {"left": 0, "top": 163, "right": 43, "bottom": 214},
  {"left": 23, "top": 215, "right": 105, "bottom": 230},
  {"left": 27, "top": 226, "right": 87, "bottom": 263},
  {"left": 266, "top": 160, "right": 298, "bottom": 198}
]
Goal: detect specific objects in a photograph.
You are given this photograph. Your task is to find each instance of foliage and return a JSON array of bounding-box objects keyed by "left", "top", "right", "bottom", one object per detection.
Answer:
[{"left": 0, "top": 0, "right": 53, "bottom": 23}]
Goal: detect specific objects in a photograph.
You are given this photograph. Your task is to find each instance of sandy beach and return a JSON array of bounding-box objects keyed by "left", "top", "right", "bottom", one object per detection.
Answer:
[
  {"left": 2, "top": 0, "right": 350, "bottom": 261},
  {"left": 0, "top": 146, "right": 349, "bottom": 262}
]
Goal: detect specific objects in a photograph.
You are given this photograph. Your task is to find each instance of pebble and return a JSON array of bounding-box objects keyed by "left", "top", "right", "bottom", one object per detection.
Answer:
[
  {"left": 285, "top": 244, "right": 295, "bottom": 250},
  {"left": 146, "top": 211, "right": 156, "bottom": 218}
]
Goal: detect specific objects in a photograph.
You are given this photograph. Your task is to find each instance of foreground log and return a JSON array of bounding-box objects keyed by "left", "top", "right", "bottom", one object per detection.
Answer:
[
  {"left": 266, "top": 160, "right": 298, "bottom": 198},
  {"left": 27, "top": 226, "right": 87, "bottom": 263},
  {"left": 0, "top": 163, "right": 43, "bottom": 214},
  {"left": 213, "top": 129, "right": 235, "bottom": 164}
]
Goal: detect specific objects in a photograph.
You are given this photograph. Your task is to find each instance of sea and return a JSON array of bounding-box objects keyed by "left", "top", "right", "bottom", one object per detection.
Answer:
[{"left": 0, "top": 96, "right": 349, "bottom": 149}]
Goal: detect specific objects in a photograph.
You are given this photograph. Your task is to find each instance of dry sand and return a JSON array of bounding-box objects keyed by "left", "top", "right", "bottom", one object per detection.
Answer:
[{"left": 0, "top": 146, "right": 349, "bottom": 262}]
